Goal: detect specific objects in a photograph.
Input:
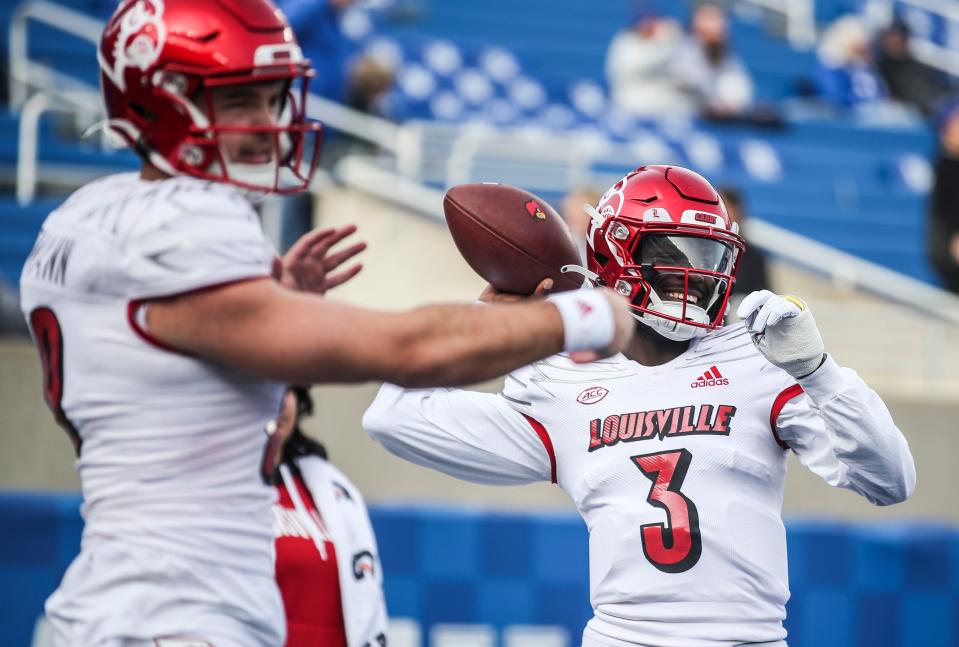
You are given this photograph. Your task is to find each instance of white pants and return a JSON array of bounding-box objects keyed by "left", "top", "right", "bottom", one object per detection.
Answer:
[{"left": 46, "top": 542, "right": 284, "bottom": 647}]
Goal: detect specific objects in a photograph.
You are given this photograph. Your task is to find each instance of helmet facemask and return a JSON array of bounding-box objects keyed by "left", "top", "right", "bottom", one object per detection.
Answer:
[
  {"left": 604, "top": 220, "right": 743, "bottom": 341},
  {"left": 147, "top": 70, "right": 322, "bottom": 194}
]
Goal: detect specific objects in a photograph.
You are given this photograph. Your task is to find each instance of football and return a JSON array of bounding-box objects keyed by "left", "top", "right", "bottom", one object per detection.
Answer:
[{"left": 443, "top": 182, "right": 584, "bottom": 294}]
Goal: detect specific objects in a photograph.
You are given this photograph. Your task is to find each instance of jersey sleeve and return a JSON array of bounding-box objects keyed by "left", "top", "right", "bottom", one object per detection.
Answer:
[
  {"left": 120, "top": 188, "right": 272, "bottom": 299},
  {"left": 774, "top": 354, "right": 916, "bottom": 505},
  {"left": 362, "top": 382, "right": 553, "bottom": 486}
]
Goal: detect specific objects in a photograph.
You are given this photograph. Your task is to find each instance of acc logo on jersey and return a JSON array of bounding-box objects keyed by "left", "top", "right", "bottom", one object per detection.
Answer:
[
  {"left": 577, "top": 386, "right": 609, "bottom": 405},
  {"left": 524, "top": 199, "right": 547, "bottom": 220},
  {"left": 100, "top": 0, "right": 167, "bottom": 92}
]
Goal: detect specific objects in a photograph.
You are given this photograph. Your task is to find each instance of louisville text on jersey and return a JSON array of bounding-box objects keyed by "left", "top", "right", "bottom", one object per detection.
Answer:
[{"left": 588, "top": 404, "right": 737, "bottom": 452}]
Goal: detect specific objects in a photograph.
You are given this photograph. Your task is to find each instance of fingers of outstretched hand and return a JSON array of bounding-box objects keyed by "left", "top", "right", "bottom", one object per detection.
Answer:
[
  {"left": 322, "top": 242, "right": 367, "bottom": 270},
  {"left": 532, "top": 278, "right": 554, "bottom": 297},
  {"left": 324, "top": 263, "right": 363, "bottom": 291},
  {"left": 288, "top": 227, "right": 337, "bottom": 261}
]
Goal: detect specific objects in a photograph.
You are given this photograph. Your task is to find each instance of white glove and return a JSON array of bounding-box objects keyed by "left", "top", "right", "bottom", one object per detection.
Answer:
[{"left": 737, "top": 290, "right": 826, "bottom": 379}]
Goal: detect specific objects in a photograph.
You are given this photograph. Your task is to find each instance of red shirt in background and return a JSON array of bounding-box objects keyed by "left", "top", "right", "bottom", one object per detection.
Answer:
[{"left": 275, "top": 472, "right": 348, "bottom": 647}]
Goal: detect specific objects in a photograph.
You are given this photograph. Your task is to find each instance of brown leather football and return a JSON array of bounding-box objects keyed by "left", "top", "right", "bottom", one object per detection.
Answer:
[{"left": 443, "top": 183, "right": 584, "bottom": 294}]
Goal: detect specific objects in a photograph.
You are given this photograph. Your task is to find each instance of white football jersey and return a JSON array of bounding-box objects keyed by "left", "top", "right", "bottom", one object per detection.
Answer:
[
  {"left": 364, "top": 324, "right": 916, "bottom": 647},
  {"left": 19, "top": 173, "right": 286, "bottom": 644}
]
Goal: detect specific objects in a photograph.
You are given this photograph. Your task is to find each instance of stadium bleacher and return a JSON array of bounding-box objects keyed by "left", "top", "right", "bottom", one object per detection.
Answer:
[{"left": 0, "top": 0, "right": 946, "bottom": 287}]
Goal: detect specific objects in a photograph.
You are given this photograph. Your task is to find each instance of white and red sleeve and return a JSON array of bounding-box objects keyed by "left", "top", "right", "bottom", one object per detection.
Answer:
[
  {"left": 774, "top": 354, "right": 916, "bottom": 505},
  {"left": 363, "top": 383, "right": 553, "bottom": 485}
]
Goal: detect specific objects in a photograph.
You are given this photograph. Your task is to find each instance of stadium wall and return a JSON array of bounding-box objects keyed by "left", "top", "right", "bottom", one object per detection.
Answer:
[{"left": 1, "top": 493, "right": 956, "bottom": 647}]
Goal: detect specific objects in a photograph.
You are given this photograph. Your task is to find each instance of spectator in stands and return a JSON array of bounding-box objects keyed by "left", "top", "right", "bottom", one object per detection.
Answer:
[
  {"left": 875, "top": 20, "right": 951, "bottom": 118},
  {"left": 270, "top": 385, "right": 387, "bottom": 647},
  {"left": 319, "top": 56, "right": 398, "bottom": 169},
  {"left": 719, "top": 188, "right": 772, "bottom": 309},
  {"left": 814, "top": 15, "right": 905, "bottom": 120},
  {"left": 673, "top": 3, "right": 756, "bottom": 121},
  {"left": 605, "top": 9, "right": 690, "bottom": 118},
  {"left": 560, "top": 187, "right": 601, "bottom": 263},
  {"left": 346, "top": 56, "right": 396, "bottom": 119},
  {"left": 928, "top": 104, "right": 959, "bottom": 294},
  {"left": 277, "top": 0, "right": 358, "bottom": 102}
]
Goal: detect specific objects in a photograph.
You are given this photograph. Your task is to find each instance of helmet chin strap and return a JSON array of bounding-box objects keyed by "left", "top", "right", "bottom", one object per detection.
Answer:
[
  {"left": 560, "top": 264, "right": 598, "bottom": 287},
  {"left": 640, "top": 287, "right": 712, "bottom": 341}
]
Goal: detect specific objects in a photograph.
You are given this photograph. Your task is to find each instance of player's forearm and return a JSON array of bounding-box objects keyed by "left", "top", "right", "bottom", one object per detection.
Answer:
[
  {"left": 800, "top": 356, "right": 917, "bottom": 505},
  {"left": 323, "top": 300, "right": 565, "bottom": 387},
  {"left": 146, "top": 280, "right": 618, "bottom": 387},
  {"left": 146, "top": 278, "right": 561, "bottom": 384}
]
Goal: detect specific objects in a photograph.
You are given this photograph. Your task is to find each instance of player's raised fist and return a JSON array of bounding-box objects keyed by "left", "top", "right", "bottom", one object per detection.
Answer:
[{"left": 737, "top": 290, "right": 825, "bottom": 379}]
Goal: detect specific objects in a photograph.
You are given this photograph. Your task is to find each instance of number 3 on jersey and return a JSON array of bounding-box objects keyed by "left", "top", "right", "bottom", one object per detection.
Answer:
[{"left": 632, "top": 449, "right": 702, "bottom": 573}]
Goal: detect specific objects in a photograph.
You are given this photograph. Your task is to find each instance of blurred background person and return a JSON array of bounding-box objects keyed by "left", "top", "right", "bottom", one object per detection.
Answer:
[
  {"left": 719, "top": 187, "right": 772, "bottom": 314},
  {"left": 875, "top": 20, "right": 952, "bottom": 119},
  {"left": 605, "top": 9, "right": 688, "bottom": 118},
  {"left": 277, "top": 0, "right": 358, "bottom": 103},
  {"left": 673, "top": 2, "right": 755, "bottom": 121},
  {"left": 270, "top": 385, "right": 388, "bottom": 647},
  {"left": 320, "top": 55, "right": 399, "bottom": 165},
  {"left": 928, "top": 103, "right": 959, "bottom": 294},
  {"left": 813, "top": 14, "right": 915, "bottom": 126},
  {"left": 346, "top": 56, "right": 396, "bottom": 119}
]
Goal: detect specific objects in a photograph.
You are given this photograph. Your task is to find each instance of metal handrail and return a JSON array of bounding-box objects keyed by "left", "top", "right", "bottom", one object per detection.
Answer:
[
  {"left": 16, "top": 87, "right": 103, "bottom": 205},
  {"left": 741, "top": 0, "right": 817, "bottom": 47},
  {"left": 8, "top": 0, "right": 102, "bottom": 108}
]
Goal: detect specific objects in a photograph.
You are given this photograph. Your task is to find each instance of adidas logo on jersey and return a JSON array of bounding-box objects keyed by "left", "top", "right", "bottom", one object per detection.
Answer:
[{"left": 691, "top": 366, "right": 729, "bottom": 388}]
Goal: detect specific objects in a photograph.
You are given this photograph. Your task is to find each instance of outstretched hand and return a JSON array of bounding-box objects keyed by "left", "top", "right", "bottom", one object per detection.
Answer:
[{"left": 279, "top": 225, "right": 367, "bottom": 295}]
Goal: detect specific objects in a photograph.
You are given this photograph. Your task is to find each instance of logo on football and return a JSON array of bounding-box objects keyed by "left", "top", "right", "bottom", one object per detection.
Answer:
[
  {"left": 524, "top": 199, "right": 547, "bottom": 220},
  {"left": 577, "top": 386, "right": 609, "bottom": 405}
]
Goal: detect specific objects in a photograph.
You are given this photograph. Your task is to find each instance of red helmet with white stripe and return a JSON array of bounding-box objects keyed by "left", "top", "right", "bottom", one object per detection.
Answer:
[
  {"left": 585, "top": 165, "right": 745, "bottom": 341},
  {"left": 97, "top": 0, "right": 321, "bottom": 193}
]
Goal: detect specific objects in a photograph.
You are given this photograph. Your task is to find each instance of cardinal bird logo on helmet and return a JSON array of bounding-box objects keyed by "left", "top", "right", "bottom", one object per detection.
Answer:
[
  {"left": 100, "top": 0, "right": 166, "bottom": 92},
  {"left": 525, "top": 200, "right": 547, "bottom": 220}
]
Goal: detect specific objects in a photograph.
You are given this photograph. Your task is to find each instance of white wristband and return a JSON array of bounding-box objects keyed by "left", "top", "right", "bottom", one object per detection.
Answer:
[{"left": 548, "top": 289, "right": 615, "bottom": 353}]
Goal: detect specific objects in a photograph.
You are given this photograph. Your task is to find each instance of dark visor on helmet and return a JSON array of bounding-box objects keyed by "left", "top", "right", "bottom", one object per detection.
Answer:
[{"left": 634, "top": 234, "right": 735, "bottom": 274}]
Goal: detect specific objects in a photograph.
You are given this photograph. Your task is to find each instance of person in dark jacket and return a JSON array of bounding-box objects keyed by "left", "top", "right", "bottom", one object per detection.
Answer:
[
  {"left": 719, "top": 187, "right": 771, "bottom": 301},
  {"left": 928, "top": 105, "right": 959, "bottom": 294},
  {"left": 876, "top": 20, "right": 951, "bottom": 117}
]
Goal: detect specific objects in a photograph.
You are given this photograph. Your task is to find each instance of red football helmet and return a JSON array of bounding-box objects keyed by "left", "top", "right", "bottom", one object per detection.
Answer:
[
  {"left": 582, "top": 165, "right": 745, "bottom": 341},
  {"left": 97, "top": 0, "right": 321, "bottom": 193}
]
